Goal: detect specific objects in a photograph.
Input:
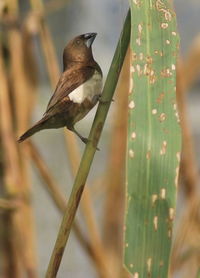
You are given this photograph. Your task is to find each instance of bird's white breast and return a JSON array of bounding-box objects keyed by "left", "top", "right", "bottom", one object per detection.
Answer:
[{"left": 68, "top": 70, "right": 102, "bottom": 104}]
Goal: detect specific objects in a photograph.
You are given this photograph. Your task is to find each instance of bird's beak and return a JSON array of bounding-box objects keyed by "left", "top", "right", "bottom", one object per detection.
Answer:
[{"left": 84, "top": 33, "right": 97, "bottom": 48}]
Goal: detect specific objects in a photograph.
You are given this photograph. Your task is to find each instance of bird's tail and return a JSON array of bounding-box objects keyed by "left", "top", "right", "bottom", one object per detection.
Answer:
[{"left": 18, "top": 117, "right": 48, "bottom": 143}]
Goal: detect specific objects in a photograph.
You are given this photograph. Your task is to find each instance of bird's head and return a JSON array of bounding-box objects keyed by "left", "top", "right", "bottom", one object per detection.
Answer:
[{"left": 63, "top": 33, "right": 97, "bottom": 68}]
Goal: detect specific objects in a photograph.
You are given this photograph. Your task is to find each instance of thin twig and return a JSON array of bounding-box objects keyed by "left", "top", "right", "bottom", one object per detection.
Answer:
[{"left": 45, "top": 10, "right": 131, "bottom": 277}]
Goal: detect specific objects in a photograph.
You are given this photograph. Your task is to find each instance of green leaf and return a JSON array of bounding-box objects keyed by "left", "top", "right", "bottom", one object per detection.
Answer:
[{"left": 124, "top": 1, "right": 181, "bottom": 277}]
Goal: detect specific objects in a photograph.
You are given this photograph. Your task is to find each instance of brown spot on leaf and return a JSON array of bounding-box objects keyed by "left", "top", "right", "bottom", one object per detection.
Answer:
[{"left": 156, "top": 93, "right": 165, "bottom": 103}]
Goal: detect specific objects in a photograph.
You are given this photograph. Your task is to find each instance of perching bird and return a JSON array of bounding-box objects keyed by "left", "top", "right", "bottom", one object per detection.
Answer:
[{"left": 18, "top": 33, "right": 103, "bottom": 144}]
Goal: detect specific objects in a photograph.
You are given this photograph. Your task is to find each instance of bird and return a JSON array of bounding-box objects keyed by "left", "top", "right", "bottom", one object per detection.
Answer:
[{"left": 18, "top": 32, "right": 103, "bottom": 145}]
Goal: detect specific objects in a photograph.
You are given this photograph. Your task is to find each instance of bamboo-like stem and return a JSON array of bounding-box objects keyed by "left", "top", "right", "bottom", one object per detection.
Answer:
[
  {"left": 102, "top": 48, "right": 130, "bottom": 278},
  {"left": 64, "top": 133, "right": 102, "bottom": 245},
  {"left": 0, "top": 44, "right": 23, "bottom": 278},
  {"left": 6, "top": 1, "right": 38, "bottom": 276},
  {"left": 46, "top": 10, "right": 131, "bottom": 277},
  {"left": 0, "top": 199, "right": 20, "bottom": 211},
  {"left": 27, "top": 140, "right": 110, "bottom": 278},
  {"left": 30, "top": 0, "right": 60, "bottom": 86},
  {"left": 64, "top": 132, "right": 111, "bottom": 278}
]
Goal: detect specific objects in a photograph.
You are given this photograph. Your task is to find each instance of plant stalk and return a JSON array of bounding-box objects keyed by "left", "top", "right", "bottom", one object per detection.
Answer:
[{"left": 45, "top": 10, "right": 131, "bottom": 277}]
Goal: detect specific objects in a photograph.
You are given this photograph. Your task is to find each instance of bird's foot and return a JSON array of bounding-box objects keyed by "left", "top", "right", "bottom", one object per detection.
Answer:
[
  {"left": 80, "top": 136, "right": 90, "bottom": 144},
  {"left": 67, "top": 126, "right": 100, "bottom": 150},
  {"left": 81, "top": 137, "right": 100, "bottom": 151}
]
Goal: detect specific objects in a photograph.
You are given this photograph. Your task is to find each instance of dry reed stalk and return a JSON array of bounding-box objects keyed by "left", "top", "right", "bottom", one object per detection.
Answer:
[
  {"left": 170, "top": 60, "right": 200, "bottom": 276},
  {"left": 176, "top": 60, "right": 199, "bottom": 196},
  {"left": 27, "top": 140, "right": 110, "bottom": 278},
  {"left": 44, "top": 0, "right": 71, "bottom": 16},
  {"left": 5, "top": 1, "right": 39, "bottom": 276},
  {"left": 29, "top": 1, "right": 111, "bottom": 276},
  {"left": 183, "top": 35, "right": 200, "bottom": 89},
  {"left": 30, "top": 0, "right": 60, "bottom": 87},
  {"left": 102, "top": 49, "right": 130, "bottom": 278},
  {"left": 27, "top": 141, "right": 67, "bottom": 212},
  {"left": 170, "top": 38, "right": 200, "bottom": 275},
  {"left": 175, "top": 35, "right": 200, "bottom": 195},
  {"left": 8, "top": 28, "right": 34, "bottom": 134},
  {"left": 0, "top": 45, "right": 24, "bottom": 278},
  {"left": 22, "top": 18, "right": 39, "bottom": 122},
  {"left": 170, "top": 196, "right": 200, "bottom": 278},
  {"left": 0, "top": 198, "right": 20, "bottom": 211}
]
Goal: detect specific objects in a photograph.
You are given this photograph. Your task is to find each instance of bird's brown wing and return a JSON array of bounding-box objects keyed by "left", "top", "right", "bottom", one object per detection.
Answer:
[{"left": 45, "top": 66, "right": 95, "bottom": 115}]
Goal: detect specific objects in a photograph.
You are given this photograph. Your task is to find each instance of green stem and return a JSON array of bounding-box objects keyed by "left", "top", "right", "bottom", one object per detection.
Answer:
[{"left": 45, "top": 10, "right": 131, "bottom": 278}]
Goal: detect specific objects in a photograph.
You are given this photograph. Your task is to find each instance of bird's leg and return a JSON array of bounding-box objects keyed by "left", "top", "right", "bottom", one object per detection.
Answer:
[
  {"left": 67, "top": 125, "right": 100, "bottom": 150},
  {"left": 67, "top": 125, "right": 90, "bottom": 145},
  {"left": 97, "top": 94, "right": 114, "bottom": 104}
]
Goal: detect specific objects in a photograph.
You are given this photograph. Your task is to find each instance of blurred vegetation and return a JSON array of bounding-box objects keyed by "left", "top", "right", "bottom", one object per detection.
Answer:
[{"left": 0, "top": 0, "right": 200, "bottom": 277}]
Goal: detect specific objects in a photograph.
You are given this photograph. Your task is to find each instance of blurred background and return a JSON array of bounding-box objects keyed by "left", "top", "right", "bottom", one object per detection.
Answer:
[{"left": 0, "top": 0, "right": 200, "bottom": 277}]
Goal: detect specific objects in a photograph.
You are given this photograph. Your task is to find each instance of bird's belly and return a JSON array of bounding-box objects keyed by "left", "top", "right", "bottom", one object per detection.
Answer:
[{"left": 68, "top": 70, "right": 103, "bottom": 104}]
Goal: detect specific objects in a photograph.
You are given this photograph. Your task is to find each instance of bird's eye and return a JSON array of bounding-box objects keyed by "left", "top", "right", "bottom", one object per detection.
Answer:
[{"left": 76, "top": 40, "right": 81, "bottom": 45}]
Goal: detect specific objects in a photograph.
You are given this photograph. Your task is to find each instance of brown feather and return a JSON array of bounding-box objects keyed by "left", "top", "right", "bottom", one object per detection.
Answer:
[
  {"left": 45, "top": 66, "right": 95, "bottom": 114},
  {"left": 17, "top": 116, "right": 49, "bottom": 142}
]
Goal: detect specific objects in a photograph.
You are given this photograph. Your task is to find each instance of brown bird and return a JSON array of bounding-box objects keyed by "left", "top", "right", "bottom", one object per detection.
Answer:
[{"left": 18, "top": 33, "right": 103, "bottom": 144}]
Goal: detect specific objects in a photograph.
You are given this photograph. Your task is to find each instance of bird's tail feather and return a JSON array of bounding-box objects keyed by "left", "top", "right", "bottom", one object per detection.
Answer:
[{"left": 18, "top": 117, "right": 48, "bottom": 143}]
